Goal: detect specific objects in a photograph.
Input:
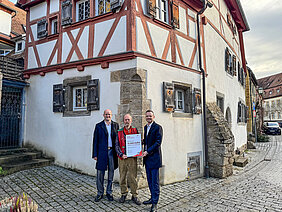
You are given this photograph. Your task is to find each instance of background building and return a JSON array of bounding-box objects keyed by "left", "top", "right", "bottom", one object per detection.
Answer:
[{"left": 258, "top": 72, "right": 282, "bottom": 123}]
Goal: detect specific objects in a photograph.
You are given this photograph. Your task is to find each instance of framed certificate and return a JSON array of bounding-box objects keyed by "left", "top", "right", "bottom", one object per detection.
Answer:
[{"left": 126, "top": 134, "right": 142, "bottom": 157}]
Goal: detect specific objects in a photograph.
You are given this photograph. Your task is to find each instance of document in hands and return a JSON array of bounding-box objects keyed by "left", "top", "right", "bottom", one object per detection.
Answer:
[{"left": 126, "top": 134, "right": 142, "bottom": 157}]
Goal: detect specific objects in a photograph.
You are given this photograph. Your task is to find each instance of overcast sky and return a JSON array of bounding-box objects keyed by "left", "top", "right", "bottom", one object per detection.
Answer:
[{"left": 240, "top": 0, "right": 282, "bottom": 79}]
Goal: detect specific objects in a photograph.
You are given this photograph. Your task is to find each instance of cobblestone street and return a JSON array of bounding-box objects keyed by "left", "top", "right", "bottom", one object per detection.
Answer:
[{"left": 1, "top": 136, "right": 281, "bottom": 212}]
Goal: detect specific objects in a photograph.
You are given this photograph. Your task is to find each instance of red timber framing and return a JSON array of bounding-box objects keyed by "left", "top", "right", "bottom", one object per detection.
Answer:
[{"left": 22, "top": 0, "right": 247, "bottom": 78}]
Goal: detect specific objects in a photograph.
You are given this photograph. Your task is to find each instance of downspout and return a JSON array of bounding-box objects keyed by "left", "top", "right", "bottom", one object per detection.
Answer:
[{"left": 196, "top": 0, "right": 213, "bottom": 178}]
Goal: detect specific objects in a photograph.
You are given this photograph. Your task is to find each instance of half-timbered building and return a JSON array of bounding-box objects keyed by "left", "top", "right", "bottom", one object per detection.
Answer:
[{"left": 17, "top": 0, "right": 249, "bottom": 183}]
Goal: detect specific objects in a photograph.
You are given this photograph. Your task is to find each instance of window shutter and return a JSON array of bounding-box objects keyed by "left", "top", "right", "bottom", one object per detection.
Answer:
[
  {"left": 163, "top": 82, "right": 174, "bottom": 112},
  {"left": 241, "top": 68, "right": 245, "bottom": 86},
  {"left": 193, "top": 88, "right": 202, "bottom": 114},
  {"left": 62, "top": 0, "right": 72, "bottom": 26},
  {"left": 184, "top": 87, "right": 193, "bottom": 113},
  {"left": 237, "top": 101, "right": 241, "bottom": 122},
  {"left": 171, "top": 2, "right": 179, "bottom": 29},
  {"left": 225, "top": 48, "right": 229, "bottom": 73},
  {"left": 87, "top": 79, "right": 99, "bottom": 111},
  {"left": 147, "top": 0, "right": 156, "bottom": 17},
  {"left": 110, "top": 0, "right": 122, "bottom": 12},
  {"left": 37, "top": 19, "right": 48, "bottom": 39},
  {"left": 53, "top": 84, "right": 65, "bottom": 112},
  {"left": 245, "top": 105, "right": 248, "bottom": 123}
]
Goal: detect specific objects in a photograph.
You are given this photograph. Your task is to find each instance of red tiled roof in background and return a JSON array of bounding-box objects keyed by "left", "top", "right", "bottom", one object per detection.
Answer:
[
  {"left": 258, "top": 72, "right": 282, "bottom": 99},
  {"left": 0, "top": 0, "right": 26, "bottom": 36}
]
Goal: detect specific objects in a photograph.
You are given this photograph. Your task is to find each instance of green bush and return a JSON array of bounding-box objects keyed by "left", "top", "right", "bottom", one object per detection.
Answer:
[
  {"left": 0, "top": 166, "right": 7, "bottom": 176},
  {"left": 257, "top": 133, "right": 270, "bottom": 142}
]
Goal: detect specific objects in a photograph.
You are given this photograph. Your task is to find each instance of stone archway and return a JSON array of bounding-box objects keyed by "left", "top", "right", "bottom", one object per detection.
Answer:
[{"left": 225, "top": 107, "right": 232, "bottom": 128}]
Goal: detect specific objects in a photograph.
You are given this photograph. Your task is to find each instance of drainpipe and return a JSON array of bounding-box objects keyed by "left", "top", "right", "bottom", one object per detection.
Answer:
[{"left": 196, "top": 0, "right": 213, "bottom": 178}]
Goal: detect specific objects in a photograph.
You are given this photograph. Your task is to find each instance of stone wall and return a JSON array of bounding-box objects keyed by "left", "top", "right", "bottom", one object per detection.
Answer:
[
  {"left": 207, "top": 102, "right": 235, "bottom": 178},
  {"left": 111, "top": 68, "right": 151, "bottom": 187}
]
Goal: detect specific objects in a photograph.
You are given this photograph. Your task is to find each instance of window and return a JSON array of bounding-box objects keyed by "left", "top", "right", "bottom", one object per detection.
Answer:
[
  {"left": 37, "top": 19, "right": 48, "bottom": 38},
  {"left": 175, "top": 89, "right": 184, "bottom": 111},
  {"left": 73, "top": 86, "right": 87, "bottom": 111},
  {"left": 77, "top": 0, "right": 90, "bottom": 21},
  {"left": 225, "top": 48, "right": 232, "bottom": 75},
  {"left": 0, "top": 50, "right": 11, "bottom": 56},
  {"left": 237, "top": 101, "right": 247, "bottom": 123},
  {"left": 53, "top": 76, "right": 99, "bottom": 116},
  {"left": 51, "top": 18, "right": 58, "bottom": 34},
  {"left": 278, "top": 112, "right": 281, "bottom": 119},
  {"left": 271, "top": 113, "right": 275, "bottom": 120},
  {"left": 277, "top": 99, "right": 281, "bottom": 107},
  {"left": 16, "top": 42, "right": 23, "bottom": 52},
  {"left": 266, "top": 102, "right": 270, "bottom": 110},
  {"left": 97, "top": 0, "right": 111, "bottom": 15},
  {"left": 277, "top": 89, "right": 280, "bottom": 94},
  {"left": 163, "top": 82, "right": 193, "bottom": 115},
  {"left": 271, "top": 100, "right": 275, "bottom": 108},
  {"left": 155, "top": 0, "right": 168, "bottom": 23}
]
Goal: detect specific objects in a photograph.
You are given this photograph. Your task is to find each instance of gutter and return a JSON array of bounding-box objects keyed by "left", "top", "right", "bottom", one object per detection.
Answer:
[{"left": 196, "top": 0, "right": 213, "bottom": 178}]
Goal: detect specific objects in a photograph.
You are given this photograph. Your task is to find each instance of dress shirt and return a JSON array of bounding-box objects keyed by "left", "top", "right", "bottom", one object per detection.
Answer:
[
  {"left": 105, "top": 121, "right": 112, "bottom": 147},
  {"left": 146, "top": 122, "right": 153, "bottom": 136}
]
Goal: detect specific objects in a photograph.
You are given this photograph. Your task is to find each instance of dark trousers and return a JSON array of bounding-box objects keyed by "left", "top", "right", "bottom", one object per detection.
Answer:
[
  {"left": 96, "top": 149, "right": 114, "bottom": 196},
  {"left": 145, "top": 167, "right": 160, "bottom": 204}
]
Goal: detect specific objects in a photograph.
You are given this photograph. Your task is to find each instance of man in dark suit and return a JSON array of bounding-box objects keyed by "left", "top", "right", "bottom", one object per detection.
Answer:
[
  {"left": 142, "top": 110, "right": 163, "bottom": 212},
  {"left": 92, "top": 109, "right": 119, "bottom": 202}
]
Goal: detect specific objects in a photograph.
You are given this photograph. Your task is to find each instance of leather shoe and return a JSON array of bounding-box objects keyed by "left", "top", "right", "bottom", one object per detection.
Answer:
[
  {"left": 106, "top": 194, "right": 114, "bottom": 201},
  {"left": 94, "top": 194, "right": 103, "bottom": 202},
  {"left": 150, "top": 204, "right": 157, "bottom": 212},
  {"left": 119, "top": 195, "right": 126, "bottom": 203},
  {"left": 143, "top": 199, "right": 152, "bottom": 205},
  {"left": 132, "top": 196, "right": 141, "bottom": 205}
]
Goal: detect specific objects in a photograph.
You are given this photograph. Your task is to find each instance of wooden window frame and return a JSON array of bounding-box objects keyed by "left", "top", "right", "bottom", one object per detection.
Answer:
[
  {"left": 49, "top": 15, "right": 59, "bottom": 35},
  {"left": 155, "top": 0, "right": 169, "bottom": 24},
  {"left": 173, "top": 82, "right": 192, "bottom": 115},
  {"left": 95, "top": 0, "right": 111, "bottom": 16},
  {"left": 73, "top": 86, "right": 88, "bottom": 111},
  {"left": 76, "top": 0, "right": 90, "bottom": 21},
  {"left": 175, "top": 89, "right": 185, "bottom": 112},
  {"left": 63, "top": 75, "right": 91, "bottom": 117}
]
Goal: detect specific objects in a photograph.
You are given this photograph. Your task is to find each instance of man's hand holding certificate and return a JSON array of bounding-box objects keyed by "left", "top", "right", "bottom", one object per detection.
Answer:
[{"left": 126, "top": 134, "right": 142, "bottom": 157}]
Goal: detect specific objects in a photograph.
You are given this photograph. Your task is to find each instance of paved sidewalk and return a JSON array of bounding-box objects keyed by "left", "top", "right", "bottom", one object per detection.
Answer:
[{"left": 0, "top": 137, "right": 281, "bottom": 211}]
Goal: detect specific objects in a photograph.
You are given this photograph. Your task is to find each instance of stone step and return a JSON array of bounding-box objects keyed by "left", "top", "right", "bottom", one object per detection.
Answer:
[
  {"left": 0, "top": 148, "right": 29, "bottom": 156},
  {"left": 1, "top": 158, "right": 54, "bottom": 174},
  {"left": 233, "top": 156, "right": 248, "bottom": 167},
  {"left": 0, "top": 151, "right": 42, "bottom": 164}
]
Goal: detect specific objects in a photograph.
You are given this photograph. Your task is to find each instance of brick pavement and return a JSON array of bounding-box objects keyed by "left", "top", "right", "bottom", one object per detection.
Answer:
[{"left": 0, "top": 135, "right": 281, "bottom": 211}]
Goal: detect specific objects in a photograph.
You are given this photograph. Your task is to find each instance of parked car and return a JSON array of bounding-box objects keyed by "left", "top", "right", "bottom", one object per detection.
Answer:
[{"left": 263, "top": 122, "right": 281, "bottom": 135}]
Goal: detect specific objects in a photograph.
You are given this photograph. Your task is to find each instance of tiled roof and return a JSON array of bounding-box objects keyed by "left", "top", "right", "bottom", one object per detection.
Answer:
[
  {"left": 0, "top": 0, "right": 26, "bottom": 36},
  {"left": 258, "top": 72, "right": 282, "bottom": 99}
]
